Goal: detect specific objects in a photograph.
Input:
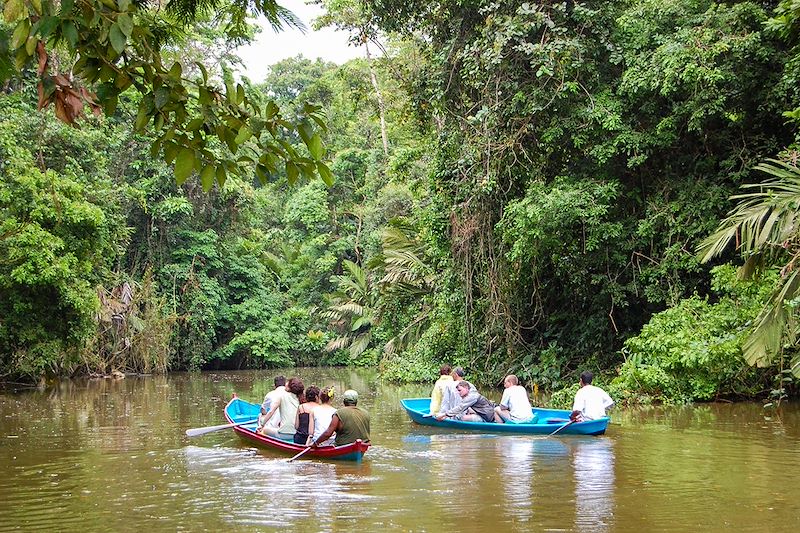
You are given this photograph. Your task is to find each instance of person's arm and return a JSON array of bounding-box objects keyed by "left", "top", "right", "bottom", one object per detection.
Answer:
[
  {"left": 294, "top": 405, "right": 301, "bottom": 432},
  {"left": 499, "top": 389, "right": 511, "bottom": 411},
  {"left": 262, "top": 394, "right": 281, "bottom": 423},
  {"left": 306, "top": 407, "right": 314, "bottom": 438},
  {"left": 311, "top": 413, "right": 340, "bottom": 447},
  {"left": 437, "top": 391, "right": 477, "bottom": 420}
]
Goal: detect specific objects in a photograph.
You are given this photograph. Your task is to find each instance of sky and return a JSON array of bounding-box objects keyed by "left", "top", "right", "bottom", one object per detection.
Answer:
[{"left": 235, "top": 0, "right": 365, "bottom": 82}]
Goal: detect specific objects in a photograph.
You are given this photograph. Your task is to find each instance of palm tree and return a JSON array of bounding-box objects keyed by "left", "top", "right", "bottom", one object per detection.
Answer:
[
  {"left": 377, "top": 221, "right": 437, "bottom": 354},
  {"left": 323, "top": 260, "right": 378, "bottom": 359},
  {"left": 697, "top": 159, "right": 800, "bottom": 377}
]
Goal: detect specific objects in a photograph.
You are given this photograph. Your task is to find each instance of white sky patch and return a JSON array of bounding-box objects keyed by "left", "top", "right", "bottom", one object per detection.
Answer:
[{"left": 236, "top": 0, "right": 364, "bottom": 82}]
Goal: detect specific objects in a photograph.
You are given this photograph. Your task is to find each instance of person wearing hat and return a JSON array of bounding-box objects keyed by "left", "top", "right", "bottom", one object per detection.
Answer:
[{"left": 310, "top": 389, "right": 370, "bottom": 447}]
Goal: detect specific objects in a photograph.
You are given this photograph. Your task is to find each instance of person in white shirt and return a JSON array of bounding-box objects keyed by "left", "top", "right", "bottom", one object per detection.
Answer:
[
  {"left": 259, "top": 376, "right": 287, "bottom": 431},
  {"left": 437, "top": 366, "right": 465, "bottom": 416},
  {"left": 494, "top": 374, "right": 534, "bottom": 423},
  {"left": 571, "top": 371, "right": 614, "bottom": 421}
]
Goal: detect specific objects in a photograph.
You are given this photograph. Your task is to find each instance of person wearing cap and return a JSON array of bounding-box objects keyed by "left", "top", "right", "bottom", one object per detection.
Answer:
[{"left": 310, "top": 389, "right": 370, "bottom": 447}]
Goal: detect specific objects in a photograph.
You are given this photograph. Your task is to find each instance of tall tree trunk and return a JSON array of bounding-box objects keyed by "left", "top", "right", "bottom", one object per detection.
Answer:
[{"left": 365, "top": 40, "right": 389, "bottom": 156}]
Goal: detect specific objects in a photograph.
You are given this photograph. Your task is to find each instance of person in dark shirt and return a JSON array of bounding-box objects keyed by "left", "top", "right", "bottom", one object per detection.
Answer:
[{"left": 310, "top": 389, "right": 370, "bottom": 447}]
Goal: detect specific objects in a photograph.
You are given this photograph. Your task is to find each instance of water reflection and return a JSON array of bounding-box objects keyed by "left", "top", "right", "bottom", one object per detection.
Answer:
[
  {"left": 2, "top": 372, "right": 800, "bottom": 532},
  {"left": 572, "top": 437, "right": 615, "bottom": 532}
]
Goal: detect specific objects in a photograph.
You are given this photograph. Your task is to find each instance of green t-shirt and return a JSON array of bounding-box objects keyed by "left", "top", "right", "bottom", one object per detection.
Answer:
[{"left": 334, "top": 406, "right": 370, "bottom": 446}]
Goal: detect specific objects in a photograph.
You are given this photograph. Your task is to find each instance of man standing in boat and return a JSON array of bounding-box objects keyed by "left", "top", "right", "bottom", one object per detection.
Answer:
[
  {"left": 570, "top": 371, "right": 614, "bottom": 422},
  {"left": 310, "top": 389, "right": 370, "bottom": 447}
]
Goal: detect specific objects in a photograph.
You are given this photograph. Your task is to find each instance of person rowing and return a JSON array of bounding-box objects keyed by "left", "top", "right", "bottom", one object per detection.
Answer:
[{"left": 310, "top": 389, "right": 370, "bottom": 447}]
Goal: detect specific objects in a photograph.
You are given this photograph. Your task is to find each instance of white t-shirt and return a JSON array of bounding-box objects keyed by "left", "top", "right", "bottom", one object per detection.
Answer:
[
  {"left": 572, "top": 384, "right": 614, "bottom": 420},
  {"left": 500, "top": 385, "right": 533, "bottom": 422},
  {"left": 262, "top": 387, "right": 285, "bottom": 429},
  {"left": 438, "top": 380, "right": 460, "bottom": 415}
]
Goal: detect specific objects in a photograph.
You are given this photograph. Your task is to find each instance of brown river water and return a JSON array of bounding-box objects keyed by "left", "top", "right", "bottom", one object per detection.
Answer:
[{"left": 0, "top": 368, "right": 798, "bottom": 532}]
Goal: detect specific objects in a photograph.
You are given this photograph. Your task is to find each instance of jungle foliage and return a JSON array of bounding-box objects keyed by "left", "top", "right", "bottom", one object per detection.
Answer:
[{"left": 2, "top": 0, "right": 800, "bottom": 403}]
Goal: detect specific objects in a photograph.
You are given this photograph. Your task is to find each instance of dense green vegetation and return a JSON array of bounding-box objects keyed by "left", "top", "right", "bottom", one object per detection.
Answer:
[{"left": 2, "top": 0, "right": 800, "bottom": 403}]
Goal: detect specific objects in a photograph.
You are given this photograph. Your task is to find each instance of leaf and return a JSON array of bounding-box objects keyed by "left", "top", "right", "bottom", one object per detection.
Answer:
[
  {"left": 174, "top": 148, "right": 196, "bottom": 185},
  {"left": 199, "top": 165, "right": 215, "bottom": 191},
  {"left": 195, "top": 62, "right": 208, "bottom": 83},
  {"left": 62, "top": 21, "right": 78, "bottom": 47},
  {"left": 216, "top": 165, "right": 227, "bottom": 186},
  {"left": 317, "top": 162, "right": 334, "bottom": 186},
  {"left": 154, "top": 86, "right": 170, "bottom": 109},
  {"left": 234, "top": 126, "right": 252, "bottom": 145},
  {"left": 264, "top": 101, "right": 279, "bottom": 119},
  {"left": 117, "top": 13, "right": 133, "bottom": 37},
  {"left": 306, "top": 133, "right": 324, "bottom": 160},
  {"left": 236, "top": 84, "right": 245, "bottom": 105},
  {"left": 286, "top": 161, "right": 299, "bottom": 185},
  {"left": 36, "top": 16, "right": 58, "bottom": 40},
  {"left": 11, "top": 20, "right": 30, "bottom": 49},
  {"left": 109, "top": 23, "right": 126, "bottom": 54},
  {"left": 3, "top": 0, "right": 25, "bottom": 22},
  {"left": 297, "top": 120, "right": 313, "bottom": 144},
  {"left": 29, "top": 0, "right": 42, "bottom": 15},
  {"left": 119, "top": 0, "right": 131, "bottom": 10}
]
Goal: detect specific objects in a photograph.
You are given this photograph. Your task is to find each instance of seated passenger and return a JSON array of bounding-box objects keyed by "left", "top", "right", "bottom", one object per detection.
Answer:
[
  {"left": 260, "top": 377, "right": 303, "bottom": 441},
  {"left": 435, "top": 380, "right": 496, "bottom": 423},
  {"left": 310, "top": 386, "right": 337, "bottom": 447},
  {"left": 429, "top": 364, "right": 454, "bottom": 415},
  {"left": 294, "top": 386, "right": 320, "bottom": 445},
  {"left": 310, "top": 389, "right": 370, "bottom": 447},
  {"left": 259, "top": 375, "right": 286, "bottom": 431},
  {"left": 494, "top": 374, "right": 534, "bottom": 423}
]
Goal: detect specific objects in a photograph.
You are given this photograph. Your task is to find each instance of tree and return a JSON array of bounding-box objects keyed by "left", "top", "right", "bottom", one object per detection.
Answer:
[
  {"left": 698, "top": 159, "right": 800, "bottom": 377},
  {"left": 313, "top": 0, "right": 389, "bottom": 155},
  {"left": 1, "top": 0, "right": 333, "bottom": 189}
]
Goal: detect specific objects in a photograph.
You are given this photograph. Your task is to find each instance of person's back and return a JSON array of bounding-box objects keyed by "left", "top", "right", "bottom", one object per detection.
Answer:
[
  {"left": 262, "top": 376, "right": 287, "bottom": 429},
  {"left": 312, "top": 404, "right": 337, "bottom": 445},
  {"left": 268, "top": 377, "right": 303, "bottom": 440},
  {"left": 429, "top": 364, "right": 453, "bottom": 414},
  {"left": 496, "top": 375, "right": 534, "bottom": 423},
  {"left": 572, "top": 371, "right": 613, "bottom": 421},
  {"left": 334, "top": 405, "right": 370, "bottom": 446}
]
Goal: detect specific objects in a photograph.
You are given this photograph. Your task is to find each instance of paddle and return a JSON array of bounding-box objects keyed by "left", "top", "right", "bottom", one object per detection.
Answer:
[
  {"left": 287, "top": 446, "right": 313, "bottom": 462},
  {"left": 185, "top": 418, "right": 259, "bottom": 437},
  {"left": 548, "top": 419, "right": 576, "bottom": 436}
]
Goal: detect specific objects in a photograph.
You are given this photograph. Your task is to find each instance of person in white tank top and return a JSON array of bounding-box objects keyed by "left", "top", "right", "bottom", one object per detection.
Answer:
[{"left": 310, "top": 386, "right": 337, "bottom": 446}]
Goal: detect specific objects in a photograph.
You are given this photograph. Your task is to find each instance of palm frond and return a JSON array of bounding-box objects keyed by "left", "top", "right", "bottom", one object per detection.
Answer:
[
  {"left": 742, "top": 270, "right": 800, "bottom": 369},
  {"left": 349, "top": 332, "right": 371, "bottom": 358},
  {"left": 698, "top": 159, "right": 800, "bottom": 264}
]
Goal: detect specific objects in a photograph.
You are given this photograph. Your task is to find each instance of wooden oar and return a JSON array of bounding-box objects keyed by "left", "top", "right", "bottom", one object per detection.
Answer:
[
  {"left": 185, "top": 418, "right": 258, "bottom": 437},
  {"left": 549, "top": 419, "right": 576, "bottom": 436},
  {"left": 287, "top": 446, "right": 313, "bottom": 462}
]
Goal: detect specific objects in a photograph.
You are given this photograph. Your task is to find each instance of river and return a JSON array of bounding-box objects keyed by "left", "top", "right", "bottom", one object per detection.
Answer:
[{"left": 0, "top": 368, "right": 798, "bottom": 532}]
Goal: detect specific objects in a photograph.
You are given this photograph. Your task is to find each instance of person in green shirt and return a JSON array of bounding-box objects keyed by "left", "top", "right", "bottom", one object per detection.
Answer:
[{"left": 310, "top": 389, "right": 370, "bottom": 447}]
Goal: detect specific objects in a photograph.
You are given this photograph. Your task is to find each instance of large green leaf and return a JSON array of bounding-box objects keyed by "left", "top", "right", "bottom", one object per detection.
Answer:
[{"left": 174, "top": 148, "right": 196, "bottom": 185}]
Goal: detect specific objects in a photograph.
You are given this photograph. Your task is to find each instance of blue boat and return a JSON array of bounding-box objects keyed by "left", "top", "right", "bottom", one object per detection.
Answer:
[{"left": 400, "top": 398, "right": 609, "bottom": 435}]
